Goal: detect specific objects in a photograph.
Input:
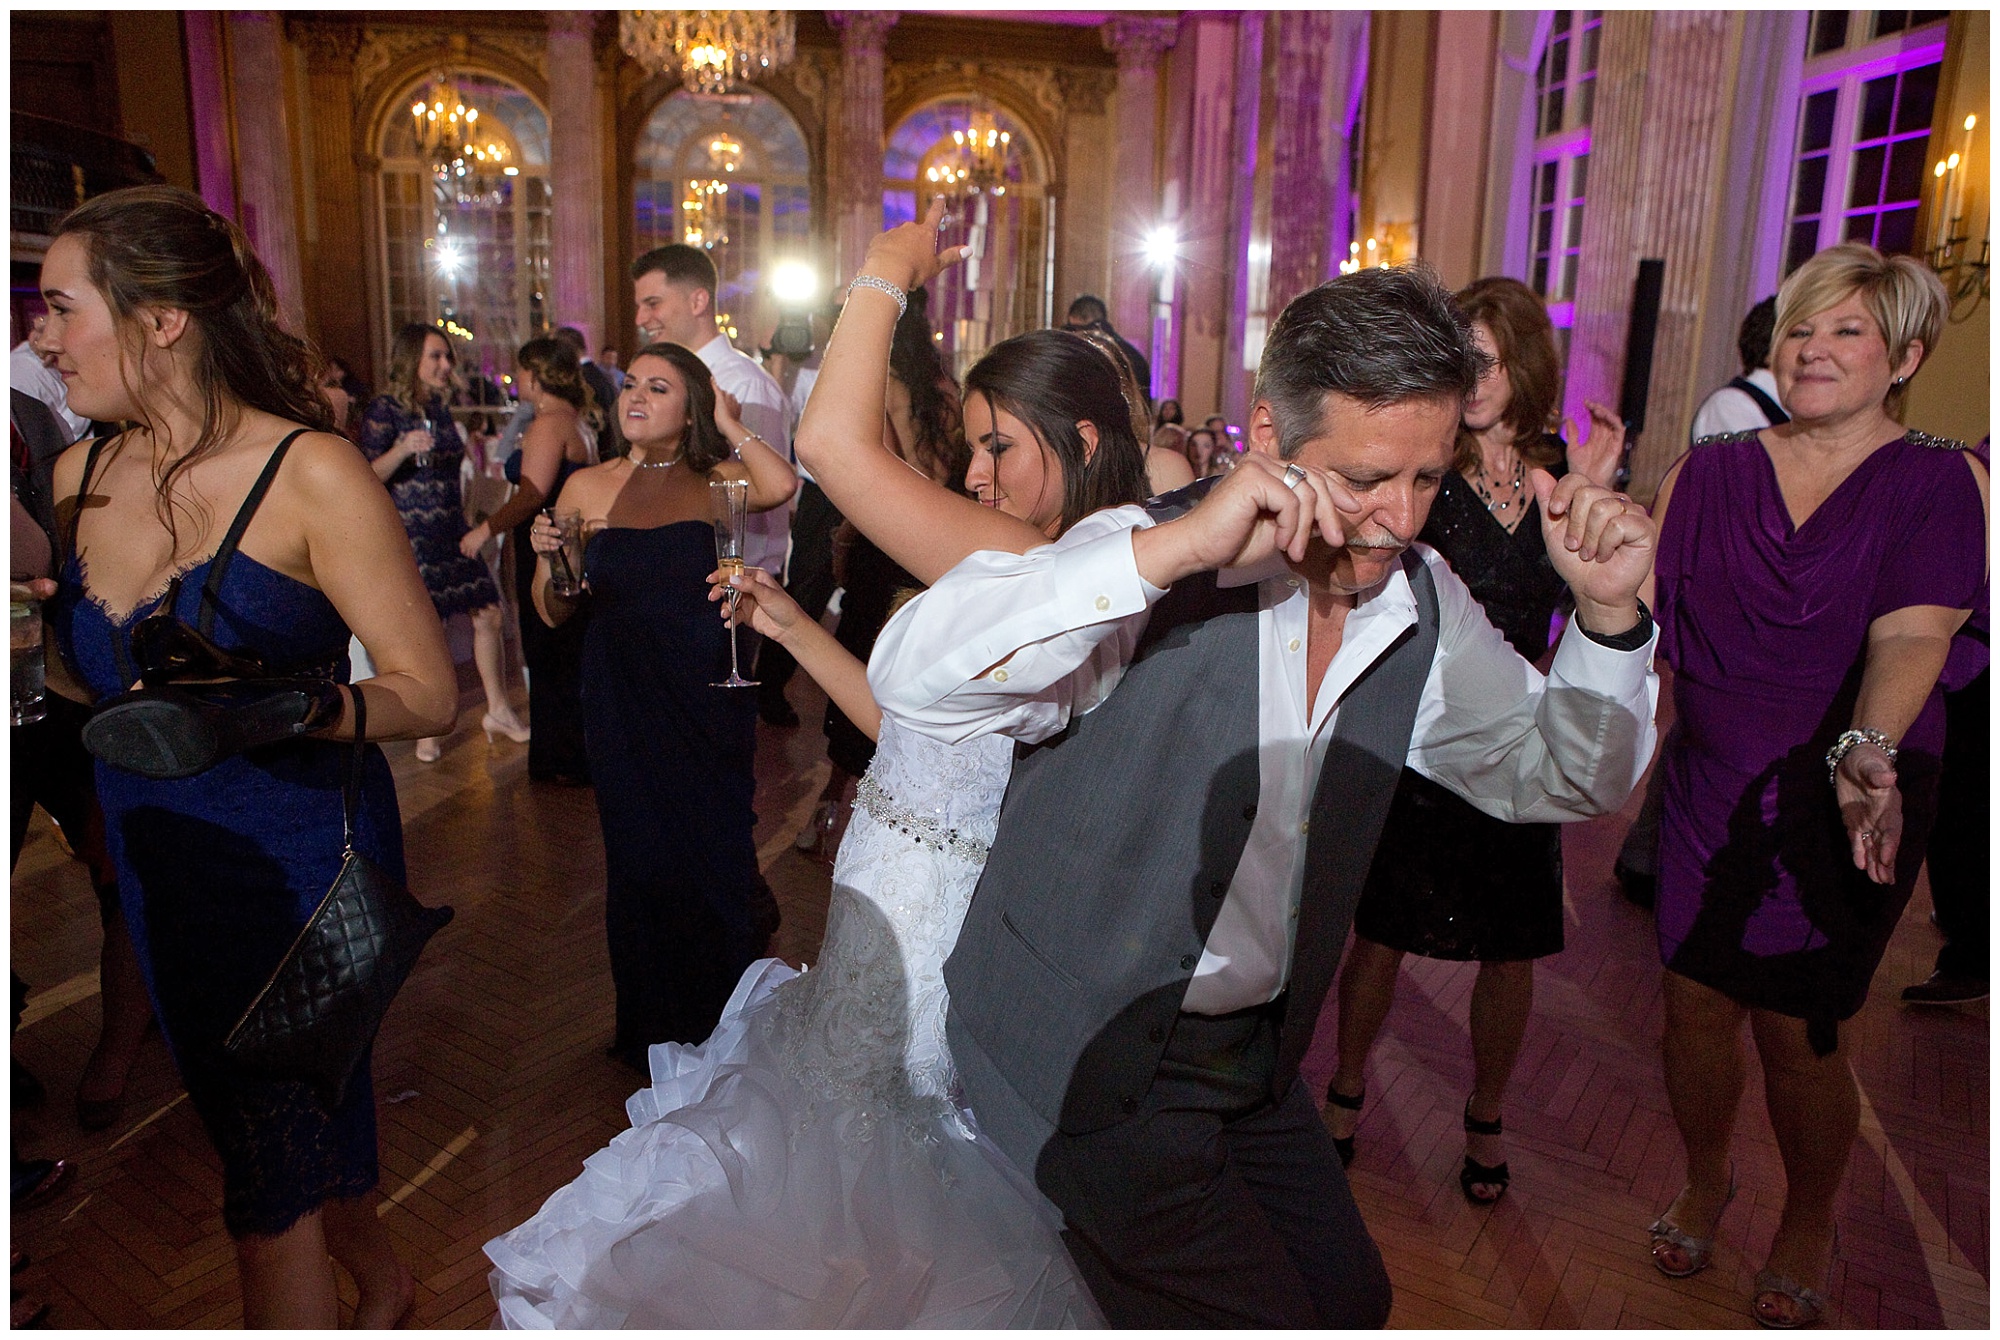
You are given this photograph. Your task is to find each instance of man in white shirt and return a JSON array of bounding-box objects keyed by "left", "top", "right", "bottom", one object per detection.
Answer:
[
  {"left": 631, "top": 245, "right": 797, "bottom": 578},
  {"left": 11, "top": 316, "right": 88, "bottom": 444},
  {"left": 1688, "top": 295, "right": 1786, "bottom": 440},
  {"left": 871, "top": 265, "right": 1661, "bottom": 1326}
]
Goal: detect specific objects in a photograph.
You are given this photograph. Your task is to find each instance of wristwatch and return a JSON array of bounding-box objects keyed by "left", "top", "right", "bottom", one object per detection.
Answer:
[{"left": 1577, "top": 598, "right": 1653, "bottom": 651}]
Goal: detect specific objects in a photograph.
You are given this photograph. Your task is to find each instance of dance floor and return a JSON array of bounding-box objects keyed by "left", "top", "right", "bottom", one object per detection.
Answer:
[{"left": 10, "top": 671, "right": 1988, "bottom": 1328}]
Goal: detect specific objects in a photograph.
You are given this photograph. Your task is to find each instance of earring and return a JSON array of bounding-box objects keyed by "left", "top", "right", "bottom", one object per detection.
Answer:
[{"left": 1892, "top": 376, "right": 1908, "bottom": 388}]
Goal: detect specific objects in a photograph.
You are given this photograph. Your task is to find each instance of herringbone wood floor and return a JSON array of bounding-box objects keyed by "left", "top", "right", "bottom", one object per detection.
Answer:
[{"left": 10, "top": 674, "right": 1988, "bottom": 1328}]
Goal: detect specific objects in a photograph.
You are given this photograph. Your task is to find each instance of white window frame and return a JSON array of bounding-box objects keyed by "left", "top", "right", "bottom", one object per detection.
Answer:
[
  {"left": 1785, "top": 15, "right": 1947, "bottom": 270},
  {"left": 1524, "top": 10, "right": 1602, "bottom": 328}
]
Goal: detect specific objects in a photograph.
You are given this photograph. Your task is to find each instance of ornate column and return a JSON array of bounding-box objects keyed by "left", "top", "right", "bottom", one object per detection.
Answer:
[
  {"left": 1101, "top": 16, "right": 1178, "bottom": 344},
  {"left": 1220, "top": 12, "right": 1265, "bottom": 426},
  {"left": 225, "top": 12, "right": 305, "bottom": 330},
  {"left": 1566, "top": 11, "right": 1736, "bottom": 499},
  {"left": 1170, "top": 13, "right": 1241, "bottom": 418},
  {"left": 549, "top": 13, "right": 607, "bottom": 348},
  {"left": 828, "top": 12, "right": 898, "bottom": 286},
  {"left": 291, "top": 20, "right": 370, "bottom": 368},
  {"left": 1265, "top": 11, "right": 1350, "bottom": 316}
]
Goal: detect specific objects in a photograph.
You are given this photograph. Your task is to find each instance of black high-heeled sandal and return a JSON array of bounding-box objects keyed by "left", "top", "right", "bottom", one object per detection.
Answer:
[
  {"left": 1324, "top": 1083, "right": 1364, "bottom": 1166},
  {"left": 1459, "top": 1100, "right": 1510, "bottom": 1206}
]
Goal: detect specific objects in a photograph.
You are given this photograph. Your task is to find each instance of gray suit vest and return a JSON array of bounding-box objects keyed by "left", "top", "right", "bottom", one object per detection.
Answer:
[{"left": 944, "top": 500, "right": 1442, "bottom": 1174}]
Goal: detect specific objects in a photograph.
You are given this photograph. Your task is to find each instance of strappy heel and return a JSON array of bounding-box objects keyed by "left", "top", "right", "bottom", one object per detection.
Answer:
[
  {"left": 1753, "top": 1227, "right": 1837, "bottom": 1328},
  {"left": 1324, "top": 1083, "right": 1363, "bottom": 1166},
  {"left": 1648, "top": 1168, "right": 1737, "bottom": 1278},
  {"left": 1459, "top": 1100, "right": 1510, "bottom": 1205}
]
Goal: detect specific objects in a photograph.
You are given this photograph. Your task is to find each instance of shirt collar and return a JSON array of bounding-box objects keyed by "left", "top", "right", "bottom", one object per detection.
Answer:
[{"left": 1218, "top": 548, "right": 1419, "bottom": 625}]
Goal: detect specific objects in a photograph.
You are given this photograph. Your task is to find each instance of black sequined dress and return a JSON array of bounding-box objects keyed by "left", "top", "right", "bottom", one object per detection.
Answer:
[{"left": 1353, "top": 450, "right": 1569, "bottom": 962}]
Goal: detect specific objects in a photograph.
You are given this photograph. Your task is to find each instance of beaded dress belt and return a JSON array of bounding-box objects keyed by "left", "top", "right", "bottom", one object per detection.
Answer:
[{"left": 855, "top": 774, "right": 991, "bottom": 864}]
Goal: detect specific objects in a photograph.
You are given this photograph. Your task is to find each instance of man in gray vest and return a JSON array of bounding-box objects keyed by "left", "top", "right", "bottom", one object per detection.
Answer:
[{"left": 872, "top": 264, "right": 1660, "bottom": 1326}]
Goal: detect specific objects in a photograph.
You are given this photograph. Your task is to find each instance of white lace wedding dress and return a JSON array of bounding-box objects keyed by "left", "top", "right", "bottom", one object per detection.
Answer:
[{"left": 485, "top": 716, "right": 1102, "bottom": 1328}]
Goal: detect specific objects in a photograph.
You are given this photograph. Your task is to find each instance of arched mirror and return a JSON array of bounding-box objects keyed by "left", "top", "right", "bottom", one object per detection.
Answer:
[
  {"left": 885, "top": 98, "right": 1051, "bottom": 374},
  {"left": 377, "top": 72, "right": 552, "bottom": 384},
  {"left": 634, "top": 87, "right": 812, "bottom": 350}
]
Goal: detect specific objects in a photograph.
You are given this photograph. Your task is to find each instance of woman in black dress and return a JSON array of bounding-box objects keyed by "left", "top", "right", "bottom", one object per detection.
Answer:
[
  {"left": 1323, "top": 277, "right": 1625, "bottom": 1204},
  {"left": 458, "top": 338, "right": 599, "bottom": 783},
  {"left": 528, "top": 342, "right": 796, "bottom": 1069},
  {"left": 360, "top": 324, "right": 530, "bottom": 761}
]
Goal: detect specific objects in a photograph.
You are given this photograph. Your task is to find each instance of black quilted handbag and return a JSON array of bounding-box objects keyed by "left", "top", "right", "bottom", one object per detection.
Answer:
[{"left": 223, "top": 691, "right": 453, "bottom": 1109}]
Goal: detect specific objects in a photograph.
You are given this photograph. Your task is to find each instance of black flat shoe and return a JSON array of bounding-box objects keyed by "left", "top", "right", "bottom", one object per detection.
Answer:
[
  {"left": 1900, "top": 970, "right": 1988, "bottom": 1005},
  {"left": 1460, "top": 1101, "right": 1510, "bottom": 1206},
  {"left": 1324, "top": 1083, "right": 1364, "bottom": 1167}
]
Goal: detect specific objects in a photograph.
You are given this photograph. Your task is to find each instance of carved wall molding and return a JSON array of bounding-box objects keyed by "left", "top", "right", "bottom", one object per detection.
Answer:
[
  {"left": 1101, "top": 16, "right": 1180, "bottom": 74},
  {"left": 1056, "top": 67, "right": 1116, "bottom": 118},
  {"left": 881, "top": 60, "right": 1072, "bottom": 182},
  {"left": 287, "top": 18, "right": 361, "bottom": 69}
]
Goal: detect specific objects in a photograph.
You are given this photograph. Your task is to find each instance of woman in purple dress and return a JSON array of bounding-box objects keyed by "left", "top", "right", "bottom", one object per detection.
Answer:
[{"left": 1643, "top": 244, "right": 1985, "bottom": 1327}]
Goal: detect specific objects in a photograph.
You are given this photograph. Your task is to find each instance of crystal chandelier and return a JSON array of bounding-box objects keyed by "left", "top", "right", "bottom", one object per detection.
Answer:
[
  {"left": 923, "top": 108, "right": 1015, "bottom": 204},
  {"left": 620, "top": 11, "right": 796, "bottom": 97},
  {"left": 409, "top": 72, "right": 512, "bottom": 188},
  {"left": 681, "top": 133, "right": 743, "bottom": 250}
]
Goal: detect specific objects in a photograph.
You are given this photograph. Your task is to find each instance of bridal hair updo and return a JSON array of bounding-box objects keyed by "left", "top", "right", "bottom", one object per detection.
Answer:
[
  {"left": 963, "top": 329, "right": 1150, "bottom": 535},
  {"left": 52, "top": 184, "right": 333, "bottom": 540}
]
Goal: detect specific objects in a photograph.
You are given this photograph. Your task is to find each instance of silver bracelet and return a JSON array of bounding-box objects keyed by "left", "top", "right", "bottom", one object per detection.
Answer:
[
  {"left": 847, "top": 273, "right": 908, "bottom": 319},
  {"left": 730, "top": 430, "right": 765, "bottom": 455},
  {"left": 1825, "top": 727, "right": 1897, "bottom": 783}
]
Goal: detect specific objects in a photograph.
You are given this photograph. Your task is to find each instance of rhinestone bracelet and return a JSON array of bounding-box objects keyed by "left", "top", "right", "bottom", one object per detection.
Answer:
[
  {"left": 846, "top": 273, "right": 908, "bottom": 319},
  {"left": 856, "top": 773, "right": 990, "bottom": 864},
  {"left": 1825, "top": 727, "right": 1897, "bottom": 784}
]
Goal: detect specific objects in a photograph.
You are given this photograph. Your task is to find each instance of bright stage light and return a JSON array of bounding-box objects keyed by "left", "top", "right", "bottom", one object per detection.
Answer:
[
  {"left": 771, "top": 260, "right": 818, "bottom": 306},
  {"left": 1144, "top": 226, "right": 1178, "bottom": 268}
]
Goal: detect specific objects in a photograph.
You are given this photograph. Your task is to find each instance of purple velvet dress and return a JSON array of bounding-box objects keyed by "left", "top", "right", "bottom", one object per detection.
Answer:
[{"left": 1653, "top": 429, "right": 1984, "bottom": 1052}]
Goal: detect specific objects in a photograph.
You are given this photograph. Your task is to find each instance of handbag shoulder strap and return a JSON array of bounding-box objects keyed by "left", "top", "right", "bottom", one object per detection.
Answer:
[
  {"left": 343, "top": 687, "right": 366, "bottom": 854},
  {"left": 197, "top": 428, "right": 309, "bottom": 636}
]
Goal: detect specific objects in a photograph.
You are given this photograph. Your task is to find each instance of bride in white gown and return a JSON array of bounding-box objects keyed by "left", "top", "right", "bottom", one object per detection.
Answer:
[{"left": 484, "top": 203, "right": 1154, "bottom": 1328}]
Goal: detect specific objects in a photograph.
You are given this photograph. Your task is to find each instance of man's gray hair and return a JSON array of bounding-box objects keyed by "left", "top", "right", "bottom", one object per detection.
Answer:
[{"left": 1254, "top": 264, "right": 1490, "bottom": 458}]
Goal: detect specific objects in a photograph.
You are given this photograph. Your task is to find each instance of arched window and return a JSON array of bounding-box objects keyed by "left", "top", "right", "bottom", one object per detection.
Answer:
[
  {"left": 634, "top": 88, "right": 811, "bottom": 349},
  {"left": 378, "top": 73, "right": 552, "bottom": 384},
  {"left": 885, "top": 99, "right": 1051, "bottom": 374}
]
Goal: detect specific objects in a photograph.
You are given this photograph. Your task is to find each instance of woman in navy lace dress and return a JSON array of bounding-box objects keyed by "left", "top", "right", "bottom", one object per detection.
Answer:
[
  {"left": 360, "top": 324, "right": 529, "bottom": 760},
  {"left": 41, "top": 186, "right": 457, "bottom": 1326}
]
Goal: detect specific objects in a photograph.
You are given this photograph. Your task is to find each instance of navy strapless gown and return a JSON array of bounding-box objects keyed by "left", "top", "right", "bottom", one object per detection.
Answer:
[
  {"left": 57, "top": 550, "right": 403, "bottom": 1238},
  {"left": 579, "top": 522, "right": 761, "bottom": 1059}
]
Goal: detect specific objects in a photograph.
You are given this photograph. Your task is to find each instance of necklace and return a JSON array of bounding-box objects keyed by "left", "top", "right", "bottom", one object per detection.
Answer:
[
  {"left": 1470, "top": 454, "right": 1526, "bottom": 513},
  {"left": 632, "top": 453, "right": 680, "bottom": 470}
]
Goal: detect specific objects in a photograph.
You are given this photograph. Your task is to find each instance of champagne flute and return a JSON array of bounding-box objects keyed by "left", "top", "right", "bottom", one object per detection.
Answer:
[{"left": 710, "top": 479, "right": 757, "bottom": 688}]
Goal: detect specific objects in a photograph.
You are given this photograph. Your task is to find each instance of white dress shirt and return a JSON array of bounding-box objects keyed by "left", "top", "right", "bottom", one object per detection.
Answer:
[
  {"left": 695, "top": 333, "right": 796, "bottom": 577},
  {"left": 1690, "top": 366, "right": 1783, "bottom": 441},
  {"left": 870, "top": 507, "right": 1659, "bottom": 1014},
  {"left": 11, "top": 342, "right": 88, "bottom": 443}
]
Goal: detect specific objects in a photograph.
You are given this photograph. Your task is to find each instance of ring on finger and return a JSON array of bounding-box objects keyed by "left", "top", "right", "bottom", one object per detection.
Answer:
[{"left": 1282, "top": 463, "right": 1307, "bottom": 490}]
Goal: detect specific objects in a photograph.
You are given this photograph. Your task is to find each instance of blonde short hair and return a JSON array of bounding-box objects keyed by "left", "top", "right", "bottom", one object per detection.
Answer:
[{"left": 1774, "top": 243, "right": 1947, "bottom": 412}]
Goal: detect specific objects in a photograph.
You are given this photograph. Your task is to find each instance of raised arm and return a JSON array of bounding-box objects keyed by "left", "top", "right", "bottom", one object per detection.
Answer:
[
  {"left": 794, "top": 200, "right": 1051, "bottom": 585},
  {"left": 712, "top": 388, "right": 798, "bottom": 512}
]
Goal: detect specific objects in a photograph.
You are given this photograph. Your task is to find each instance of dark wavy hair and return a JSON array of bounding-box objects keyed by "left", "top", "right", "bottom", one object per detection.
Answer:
[
  {"left": 515, "top": 336, "right": 602, "bottom": 432},
  {"left": 889, "top": 286, "right": 967, "bottom": 489},
  {"left": 626, "top": 341, "right": 732, "bottom": 473},
  {"left": 386, "top": 322, "right": 456, "bottom": 418},
  {"left": 1453, "top": 276, "right": 1562, "bottom": 473},
  {"left": 963, "top": 329, "right": 1149, "bottom": 534},
  {"left": 52, "top": 184, "right": 333, "bottom": 543}
]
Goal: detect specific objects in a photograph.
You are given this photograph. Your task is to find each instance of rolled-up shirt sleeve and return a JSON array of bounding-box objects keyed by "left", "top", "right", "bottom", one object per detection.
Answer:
[
  {"left": 869, "top": 505, "right": 1161, "bottom": 745},
  {"left": 1407, "top": 554, "right": 1660, "bottom": 822}
]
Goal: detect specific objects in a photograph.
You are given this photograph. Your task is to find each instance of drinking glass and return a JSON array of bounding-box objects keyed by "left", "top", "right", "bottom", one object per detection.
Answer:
[
  {"left": 12, "top": 597, "right": 47, "bottom": 726},
  {"left": 710, "top": 479, "right": 757, "bottom": 688},
  {"left": 413, "top": 418, "right": 436, "bottom": 470},
  {"left": 548, "top": 509, "right": 588, "bottom": 598}
]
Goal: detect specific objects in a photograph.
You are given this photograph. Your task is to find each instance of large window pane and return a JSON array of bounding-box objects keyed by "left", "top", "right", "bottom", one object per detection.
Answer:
[
  {"left": 1885, "top": 138, "right": 1927, "bottom": 203},
  {"left": 1876, "top": 204, "right": 1918, "bottom": 254},
  {"left": 1848, "top": 145, "right": 1887, "bottom": 208},
  {"left": 1793, "top": 154, "right": 1829, "bottom": 217},
  {"left": 1811, "top": 10, "right": 1850, "bottom": 56},
  {"left": 1895, "top": 63, "right": 1940, "bottom": 134},
  {"left": 1800, "top": 90, "right": 1839, "bottom": 153},
  {"left": 1858, "top": 74, "right": 1897, "bottom": 141}
]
